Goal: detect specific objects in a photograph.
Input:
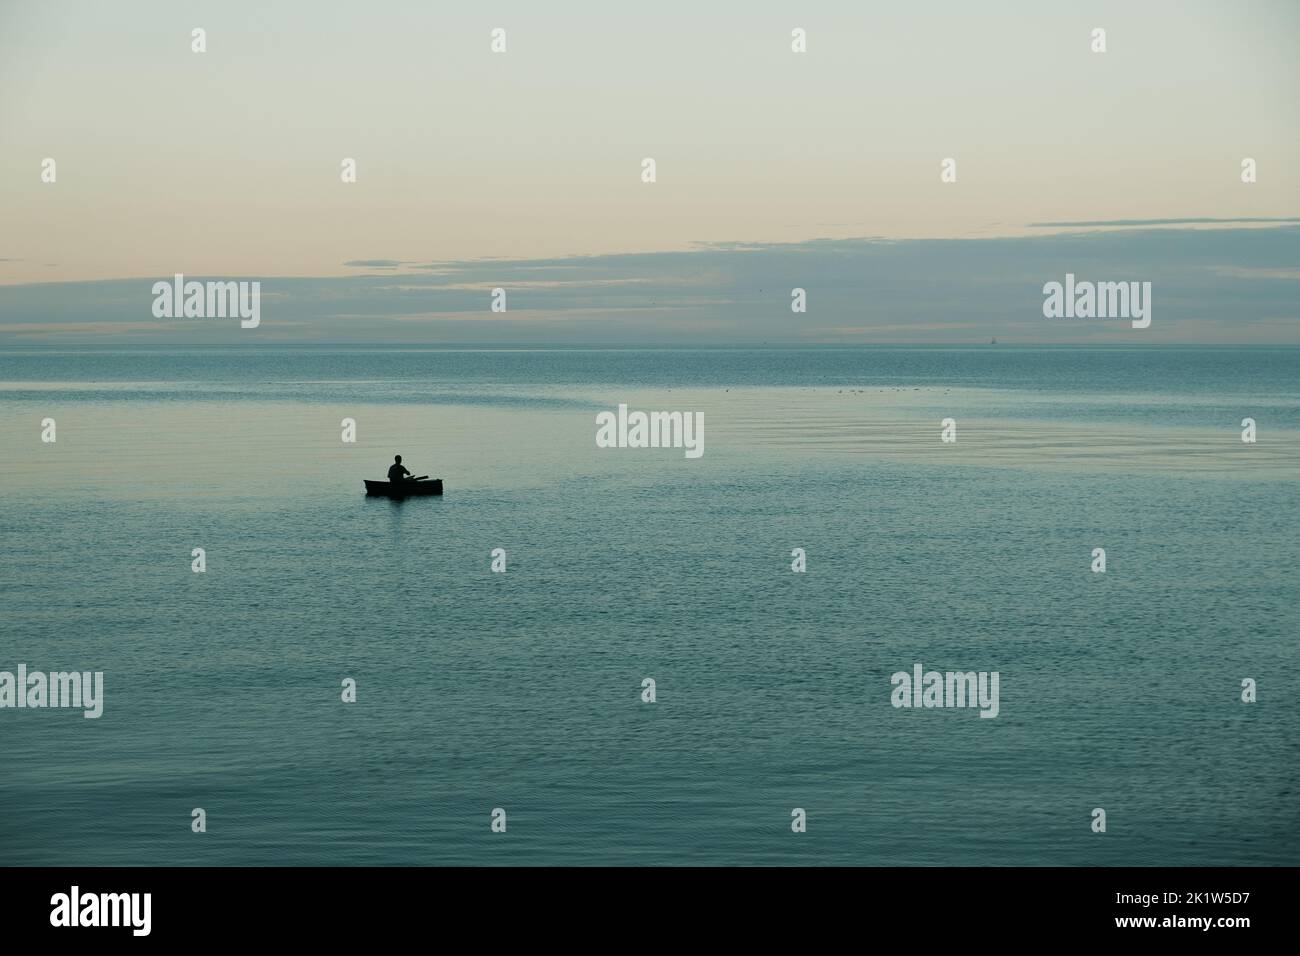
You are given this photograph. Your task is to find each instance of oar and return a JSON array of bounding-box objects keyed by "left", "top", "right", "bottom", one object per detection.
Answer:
[{"left": 411, "top": 475, "right": 430, "bottom": 481}]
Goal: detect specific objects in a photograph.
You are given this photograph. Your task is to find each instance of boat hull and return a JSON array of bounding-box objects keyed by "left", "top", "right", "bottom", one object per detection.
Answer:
[{"left": 364, "top": 478, "right": 443, "bottom": 497}]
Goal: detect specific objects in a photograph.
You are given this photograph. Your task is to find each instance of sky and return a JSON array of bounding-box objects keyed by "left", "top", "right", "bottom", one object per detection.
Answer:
[{"left": 1, "top": 0, "right": 1297, "bottom": 343}]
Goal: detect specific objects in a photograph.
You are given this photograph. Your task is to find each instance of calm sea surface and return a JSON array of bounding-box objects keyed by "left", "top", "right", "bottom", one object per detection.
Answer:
[{"left": 1, "top": 348, "right": 1297, "bottom": 865}]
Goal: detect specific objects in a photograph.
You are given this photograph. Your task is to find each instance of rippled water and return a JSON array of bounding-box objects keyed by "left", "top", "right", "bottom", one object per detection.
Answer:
[{"left": 1, "top": 348, "right": 1296, "bottom": 865}]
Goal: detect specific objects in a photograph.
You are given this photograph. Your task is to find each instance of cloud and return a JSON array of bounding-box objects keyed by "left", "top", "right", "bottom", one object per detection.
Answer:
[
  {"left": 343, "top": 259, "right": 406, "bottom": 268},
  {"left": 1030, "top": 217, "right": 1300, "bottom": 228},
  {"left": 2, "top": 225, "right": 1298, "bottom": 345}
]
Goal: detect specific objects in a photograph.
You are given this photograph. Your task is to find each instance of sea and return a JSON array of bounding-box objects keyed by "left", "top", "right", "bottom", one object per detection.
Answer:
[{"left": 1, "top": 347, "right": 1297, "bottom": 865}]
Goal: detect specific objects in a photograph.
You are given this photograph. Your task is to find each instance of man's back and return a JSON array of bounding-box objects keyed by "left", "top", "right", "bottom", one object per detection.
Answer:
[{"left": 388, "top": 462, "right": 410, "bottom": 483}]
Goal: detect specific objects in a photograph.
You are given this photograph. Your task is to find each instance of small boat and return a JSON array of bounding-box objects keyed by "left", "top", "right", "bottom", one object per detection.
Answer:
[{"left": 364, "top": 477, "right": 443, "bottom": 497}]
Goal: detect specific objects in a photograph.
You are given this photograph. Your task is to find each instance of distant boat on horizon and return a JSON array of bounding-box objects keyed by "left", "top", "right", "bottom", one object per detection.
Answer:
[{"left": 990, "top": 337, "right": 998, "bottom": 345}]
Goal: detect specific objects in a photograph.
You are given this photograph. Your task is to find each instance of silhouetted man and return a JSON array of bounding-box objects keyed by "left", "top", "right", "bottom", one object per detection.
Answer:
[{"left": 387, "top": 455, "right": 411, "bottom": 484}]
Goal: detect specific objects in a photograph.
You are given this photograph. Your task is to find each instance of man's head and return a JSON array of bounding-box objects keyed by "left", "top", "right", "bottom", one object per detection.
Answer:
[{"left": 394, "top": 455, "right": 402, "bottom": 463}]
